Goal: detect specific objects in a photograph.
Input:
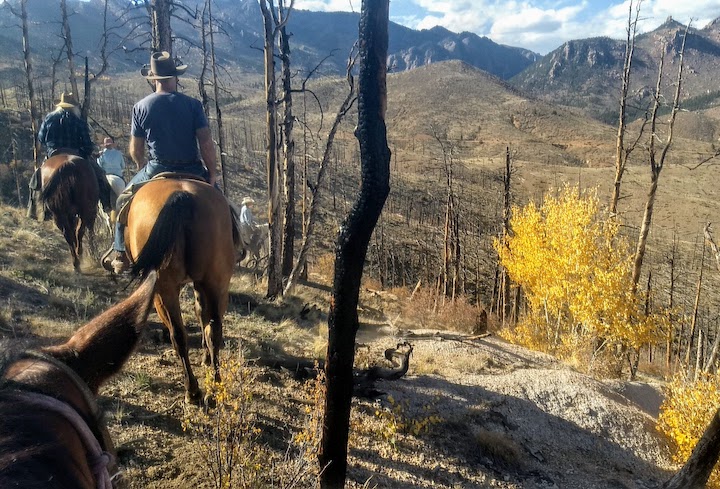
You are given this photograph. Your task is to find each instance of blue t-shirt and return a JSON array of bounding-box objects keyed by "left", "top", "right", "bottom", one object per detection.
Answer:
[{"left": 131, "top": 92, "right": 208, "bottom": 162}]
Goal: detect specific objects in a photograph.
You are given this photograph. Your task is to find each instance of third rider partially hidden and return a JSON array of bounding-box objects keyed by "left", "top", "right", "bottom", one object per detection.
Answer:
[{"left": 107, "top": 51, "right": 218, "bottom": 274}]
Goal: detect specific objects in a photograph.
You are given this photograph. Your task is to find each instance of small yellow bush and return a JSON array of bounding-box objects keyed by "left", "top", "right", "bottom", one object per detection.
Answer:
[
  {"left": 373, "top": 394, "right": 443, "bottom": 451},
  {"left": 658, "top": 374, "right": 720, "bottom": 488},
  {"left": 182, "top": 356, "right": 262, "bottom": 489}
]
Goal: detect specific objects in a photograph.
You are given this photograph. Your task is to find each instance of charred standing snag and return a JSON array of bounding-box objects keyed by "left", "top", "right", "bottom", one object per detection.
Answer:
[{"left": 318, "top": 0, "right": 391, "bottom": 487}]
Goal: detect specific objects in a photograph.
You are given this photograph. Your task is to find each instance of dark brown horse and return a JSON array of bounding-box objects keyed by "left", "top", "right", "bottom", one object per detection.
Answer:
[
  {"left": 124, "top": 178, "right": 239, "bottom": 404},
  {"left": 41, "top": 154, "right": 99, "bottom": 272},
  {"left": 0, "top": 272, "right": 156, "bottom": 488}
]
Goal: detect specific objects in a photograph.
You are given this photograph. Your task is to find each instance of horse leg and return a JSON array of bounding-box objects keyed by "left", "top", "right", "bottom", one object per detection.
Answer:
[
  {"left": 75, "top": 219, "right": 84, "bottom": 265},
  {"left": 153, "top": 287, "right": 202, "bottom": 404},
  {"left": 56, "top": 214, "right": 80, "bottom": 272},
  {"left": 79, "top": 201, "right": 97, "bottom": 262},
  {"left": 194, "top": 282, "right": 227, "bottom": 388},
  {"left": 193, "top": 287, "right": 211, "bottom": 367}
]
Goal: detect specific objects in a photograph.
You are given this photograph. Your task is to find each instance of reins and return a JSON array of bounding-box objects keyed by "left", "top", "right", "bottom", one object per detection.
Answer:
[
  {"left": 0, "top": 351, "right": 117, "bottom": 488},
  {"left": 4, "top": 390, "right": 114, "bottom": 489}
]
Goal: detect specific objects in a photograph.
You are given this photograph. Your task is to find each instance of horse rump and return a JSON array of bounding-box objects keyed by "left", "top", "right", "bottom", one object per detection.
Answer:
[
  {"left": 41, "top": 160, "right": 80, "bottom": 212},
  {"left": 131, "top": 190, "right": 195, "bottom": 278}
]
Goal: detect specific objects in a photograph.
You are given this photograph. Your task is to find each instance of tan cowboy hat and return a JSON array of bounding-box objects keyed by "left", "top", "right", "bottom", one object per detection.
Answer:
[
  {"left": 140, "top": 51, "right": 188, "bottom": 80},
  {"left": 56, "top": 92, "right": 79, "bottom": 109},
  {"left": 102, "top": 137, "right": 115, "bottom": 148},
  {"left": 241, "top": 197, "right": 255, "bottom": 206}
]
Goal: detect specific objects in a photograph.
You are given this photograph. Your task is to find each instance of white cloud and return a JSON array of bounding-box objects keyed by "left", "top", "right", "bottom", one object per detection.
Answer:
[
  {"left": 294, "top": 0, "right": 360, "bottom": 12},
  {"left": 293, "top": 0, "right": 720, "bottom": 54}
]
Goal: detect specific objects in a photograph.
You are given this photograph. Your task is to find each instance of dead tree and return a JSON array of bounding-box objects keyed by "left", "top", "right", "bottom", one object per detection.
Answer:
[
  {"left": 207, "top": 0, "right": 227, "bottom": 193},
  {"left": 197, "top": 1, "right": 211, "bottom": 116},
  {"left": 80, "top": 0, "right": 116, "bottom": 120},
  {"left": 284, "top": 54, "right": 358, "bottom": 295},
  {"left": 431, "top": 127, "right": 459, "bottom": 301},
  {"left": 259, "top": 0, "right": 284, "bottom": 299},
  {"left": 60, "top": 0, "right": 80, "bottom": 103},
  {"left": 152, "top": 0, "right": 173, "bottom": 53},
  {"left": 666, "top": 233, "right": 678, "bottom": 372},
  {"left": 685, "top": 241, "right": 704, "bottom": 377},
  {"left": 278, "top": 0, "right": 296, "bottom": 278},
  {"left": 632, "top": 25, "right": 688, "bottom": 290},
  {"left": 610, "top": 0, "right": 643, "bottom": 216},
  {"left": 319, "top": 0, "right": 391, "bottom": 486},
  {"left": 6, "top": 0, "right": 40, "bottom": 168}
]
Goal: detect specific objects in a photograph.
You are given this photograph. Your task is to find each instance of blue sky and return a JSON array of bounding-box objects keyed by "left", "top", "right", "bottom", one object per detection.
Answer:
[{"left": 293, "top": 0, "right": 720, "bottom": 54}]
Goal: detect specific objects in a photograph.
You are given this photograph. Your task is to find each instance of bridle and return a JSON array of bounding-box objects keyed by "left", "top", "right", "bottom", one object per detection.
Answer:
[{"left": 1, "top": 351, "right": 116, "bottom": 489}]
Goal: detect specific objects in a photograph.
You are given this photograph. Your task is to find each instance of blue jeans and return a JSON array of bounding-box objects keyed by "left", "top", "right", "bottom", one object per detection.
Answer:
[{"left": 113, "top": 160, "right": 209, "bottom": 252}]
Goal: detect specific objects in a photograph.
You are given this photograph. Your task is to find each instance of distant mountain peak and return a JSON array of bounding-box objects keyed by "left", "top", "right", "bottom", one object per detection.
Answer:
[
  {"left": 654, "top": 15, "right": 686, "bottom": 32},
  {"left": 702, "top": 16, "right": 720, "bottom": 31}
]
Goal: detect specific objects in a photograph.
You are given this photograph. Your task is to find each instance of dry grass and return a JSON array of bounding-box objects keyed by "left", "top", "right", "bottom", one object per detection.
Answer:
[{"left": 401, "top": 286, "right": 484, "bottom": 334}]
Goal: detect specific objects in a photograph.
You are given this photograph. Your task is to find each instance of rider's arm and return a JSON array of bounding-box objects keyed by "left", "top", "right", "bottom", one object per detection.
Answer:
[
  {"left": 129, "top": 136, "right": 146, "bottom": 171},
  {"left": 196, "top": 127, "right": 217, "bottom": 186}
]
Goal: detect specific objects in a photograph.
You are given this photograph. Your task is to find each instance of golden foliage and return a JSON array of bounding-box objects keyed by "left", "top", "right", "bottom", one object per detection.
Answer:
[
  {"left": 182, "top": 356, "right": 263, "bottom": 489},
  {"left": 373, "top": 394, "right": 443, "bottom": 451},
  {"left": 494, "top": 186, "right": 667, "bottom": 361},
  {"left": 658, "top": 374, "right": 720, "bottom": 488}
]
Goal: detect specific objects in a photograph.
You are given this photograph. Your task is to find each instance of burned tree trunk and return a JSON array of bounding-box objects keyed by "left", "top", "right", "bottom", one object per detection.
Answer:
[
  {"left": 279, "top": 5, "right": 296, "bottom": 278},
  {"left": 11, "top": 0, "right": 41, "bottom": 167},
  {"left": 259, "top": 0, "right": 283, "bottom": 299},
  {"left": 60, "top": 0, "right": 79, "bottom": 101},
  {"left": 151, "top": 0, "right": 173, "bottom": 54},
  {"left": 284, "top": 69, "right": 356, "bottom": 294},
  {"left": 208, "top": 0, "right": 227, "bottom": 193},
  {"left": 610, "top": 0, "right": 641, "bottom": 216},
  {"left": 318, "top": 0, "right": 391, "bottom": 487}
]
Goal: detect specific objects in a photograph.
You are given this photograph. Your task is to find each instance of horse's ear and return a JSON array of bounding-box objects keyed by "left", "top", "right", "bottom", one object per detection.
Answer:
[{"left": 42, "top": 271, "right": 157, "bottom": 392}]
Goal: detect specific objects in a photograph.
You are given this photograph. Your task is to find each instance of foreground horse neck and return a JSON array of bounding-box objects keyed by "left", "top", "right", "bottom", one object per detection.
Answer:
[
  {"left": 0, "top": 272, "right": 157, "bottom": 488},
  {"left": 42, "top": 272, "right": 157, "bottom": 392}
]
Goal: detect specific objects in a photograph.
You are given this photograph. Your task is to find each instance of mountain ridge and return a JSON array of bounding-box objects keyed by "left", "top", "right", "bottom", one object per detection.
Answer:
[{"left": 511, "top": 16, "right": 720, "bottom": 122}]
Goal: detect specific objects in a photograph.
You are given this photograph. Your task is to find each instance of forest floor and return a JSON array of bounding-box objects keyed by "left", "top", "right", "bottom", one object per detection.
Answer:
[{"left": 0, "top": 203, "right": 677, "bottom": 488}]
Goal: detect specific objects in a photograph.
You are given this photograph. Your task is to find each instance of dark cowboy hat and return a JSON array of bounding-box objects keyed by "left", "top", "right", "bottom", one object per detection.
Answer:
[
  {"left": 140, "top": 51, "right": 188, "bottom": 80},
  {"left": 55, "top": 92, "right": 79, "bottom": 109}
]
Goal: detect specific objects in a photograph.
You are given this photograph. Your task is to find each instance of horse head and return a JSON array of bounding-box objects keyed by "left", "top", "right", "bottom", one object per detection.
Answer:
[{"left": 0, "top": 272, "right": 157, "bottom": 488}]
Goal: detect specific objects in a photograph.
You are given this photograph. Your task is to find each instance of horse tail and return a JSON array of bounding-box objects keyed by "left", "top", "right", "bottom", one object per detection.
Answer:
[
  {"left": 42, "top": 161, "right": 78, "bottom": 211},
  {"left": 228, "top": 203, "right": 242, "bottom": 249},
  {"left": 131, "top": 191, "right": 195, "bottom": 279}
]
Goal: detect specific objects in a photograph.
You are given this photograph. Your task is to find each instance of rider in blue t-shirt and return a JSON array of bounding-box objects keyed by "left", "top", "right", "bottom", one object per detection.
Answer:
[{"left": 106, "top": 52, "right": 218, "bottom": 274}]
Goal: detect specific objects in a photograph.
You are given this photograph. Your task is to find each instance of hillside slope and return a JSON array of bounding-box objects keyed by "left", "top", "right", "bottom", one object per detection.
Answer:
[{"left": 0, "top": 203, "right": 675, "bottom": 488}]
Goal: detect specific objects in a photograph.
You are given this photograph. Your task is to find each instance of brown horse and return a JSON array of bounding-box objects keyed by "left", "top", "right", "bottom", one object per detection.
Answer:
[
  {"left": 41, "top": 154, "right": 100, "bottom": 272},
  {"left": 0, "top": 271, "right": 156, "bottom": 488},
  {"left": 124, "top": 178, "right": 239, "bottom": 404}
]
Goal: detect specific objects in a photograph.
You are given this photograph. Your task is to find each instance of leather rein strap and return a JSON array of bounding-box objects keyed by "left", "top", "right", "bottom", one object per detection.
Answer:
[{"left": 2, "top": 351, "right": 116, "bottom": 488}]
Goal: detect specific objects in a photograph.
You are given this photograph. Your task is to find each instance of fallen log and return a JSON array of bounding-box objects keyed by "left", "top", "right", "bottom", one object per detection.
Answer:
[{"left": 251, "top": 341, "right": 413, "bottom": 397}]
